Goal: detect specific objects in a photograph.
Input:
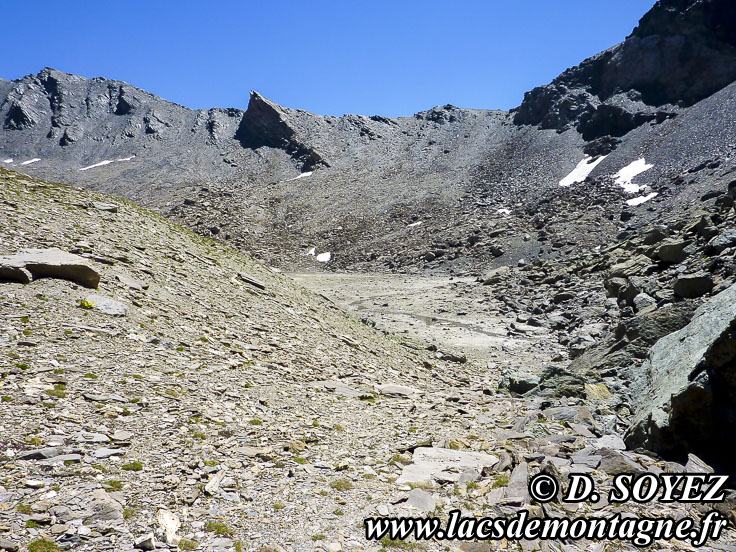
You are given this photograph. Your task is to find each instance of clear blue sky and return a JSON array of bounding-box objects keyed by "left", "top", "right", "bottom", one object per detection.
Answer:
[{"left": 1, "top": 1, "right": 655, "bottom": 117}]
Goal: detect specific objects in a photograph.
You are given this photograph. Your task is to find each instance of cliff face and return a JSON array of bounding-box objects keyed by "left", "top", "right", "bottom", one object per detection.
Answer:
[{"left": 513, "top": 0, "right": 736, "bottom": 142}]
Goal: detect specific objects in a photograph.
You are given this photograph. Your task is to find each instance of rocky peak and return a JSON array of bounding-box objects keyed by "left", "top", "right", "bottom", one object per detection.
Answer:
[
  {"left": 235, "top": 91, "right": 296, "bottom": 149},
  {"left": 235, "top": 91, "right": 329, "bottom": 170},
  {"left": 513, "top": 0, "right": 736, "bottom": 142}
]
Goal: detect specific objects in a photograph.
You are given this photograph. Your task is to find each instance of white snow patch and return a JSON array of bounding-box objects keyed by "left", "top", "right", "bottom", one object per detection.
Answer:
[
  {"left": 21, "top": 158, "right": 40, "bottom": 165},
  {"left": 2, "top": 158, "right": 12, "bottom": 163},
  {"left": 626, "top": 192, "right": 659, "bottom": 206},
  {"left": 496, "top": 208, "right": 511, "bottom": 216},
  {"left": 614, "top": 158, "right": 653, "bottom": 193},
  {"left": 80, "top": 155, "right": 136, "bottom": 171},
  {"left": 559, "top": 155, "right": 607, "bottom": 187},
  {"left": 407, "top": 220, "right": 423, "bottom": 227},
  {"left": 80, "top": 160, "right": 114, "bottom": 171},
  {"left": 316, "top": 252, "right": 331, "bottom": 263},
  {"left": 306, "top": 247, "right": 316, "bottom": 256},
  {"left": 288, "top": 171, "right": 313, "bottom": 181}
]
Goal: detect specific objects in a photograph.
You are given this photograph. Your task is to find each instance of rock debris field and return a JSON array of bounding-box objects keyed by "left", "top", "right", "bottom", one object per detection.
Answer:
[{"left": 1, "top": 166, "right": 736, "bottom": 552}]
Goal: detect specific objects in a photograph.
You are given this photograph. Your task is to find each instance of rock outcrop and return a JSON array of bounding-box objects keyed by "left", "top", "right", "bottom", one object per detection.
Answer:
[{"left": 625, "top": 281, "right": 736, "bottom": 472}]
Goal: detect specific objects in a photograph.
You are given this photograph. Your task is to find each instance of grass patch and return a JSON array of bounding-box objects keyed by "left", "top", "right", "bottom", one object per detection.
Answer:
[
  {"left": 16, "top": 503, "right": 33, "bottom": 514},
  {"left": 492, "top": 474, "right": 510, "bottom": 488},
  {"left": 104, "top": 479, "right": 123, "bottom": 491},
  {"left": 248, "top": 418, "right": 263, "bottom": 425},
  {"left": 44, "top": 383, "right": 67, "bottom": 399},
  {"left": 179, "top": 539, "right": 199, "bottom": 551},
  {"left": 122, "top": 461, "right": 143, "bottom": 471},
  {"left": 206, "top": 520, "right": 232, "bottom": 536},
  {"left": 379, "top": 535, "right": 422, "bottom": 549},
  {"left": 329, "top": 478, "right": 353, "bottom": 491},
  {"left": 390, "top": 453, "right": 411, "bottom": 465},
  {"left": 28, "top": 540, "right": 59, "bottom": 552},
  {"left": 407, "top": 482, "right": 433, "bottom": 491}
]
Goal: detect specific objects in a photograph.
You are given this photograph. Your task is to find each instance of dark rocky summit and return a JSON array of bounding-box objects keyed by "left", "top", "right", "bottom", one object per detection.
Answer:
[{"left": 514, "top": 0, "right": 736, "bottom": 140}]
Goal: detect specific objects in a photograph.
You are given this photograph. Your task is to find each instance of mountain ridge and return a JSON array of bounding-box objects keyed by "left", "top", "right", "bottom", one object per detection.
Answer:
[{"left": 1, "top": 0, "right": 735, "bottom": 275}]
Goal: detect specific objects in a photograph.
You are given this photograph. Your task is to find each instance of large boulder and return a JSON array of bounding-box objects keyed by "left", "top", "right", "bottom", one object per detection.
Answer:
[
  {"left": 625, "top": 281, "right": 736, "bottom": 473},
  {"left": 707, "top": 230, "right": 736, "bottom": 254},
  {"left": 498, "top": 367, "right": 540, "bottom": 395},
  {"left": 0, "top": 248, "right": 100, "bottom": 288},
  {"left": 482, "top": 265, "right": 511, "bottom": 285},
  {"left": 673, "top": 273, "right": 713, "bottom": 298},
  {"left": 655, "top": 239, "right": 692, "bottom": 263}
]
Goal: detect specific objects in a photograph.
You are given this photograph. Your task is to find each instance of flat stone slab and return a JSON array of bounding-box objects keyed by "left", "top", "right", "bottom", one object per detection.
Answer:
[
  {"left": 16, "top": 447, "right": 62, "bottom": 461},
  {"left": 375, "top": 384, "right": 423, "bottom": 398},
  {"left": 396, "top": 447, "right": 498, "bottom": 484},
  {"left": 237, "top": 272, "right": 266, "bottom": 290},
  {"left": 116, "top": 274, "right": 148, "bottom": 291},
  {"left": 592, "top": 434, "right": 626, "bottom": 450},
  {"left": 38, "top": 454, "right": 82, "bottom": 465},
  {"left": 75, "top": 432, "right": 110, "bottom": 444},
  {"left": 112, "top": 430, "right": 133, "bottom": 442},
  {"left": 92, "top": 447, "right": 125, "bottom": 459},
  {"left": 405, "top": 488, "right": 436, "bottom": 512},
  {"left": 84, "top": 294, "right": 127, "bottom": 316},
  {"left": 310, "top": 380, "right": 361, "bottom": 398},
  {"left": 506, "top": 462, "right": 530, "bottom": 501},
  {"left": 92, "top": 202, "right": 118, "bottom": 213},
  {"left": 83, "top": 393, "right": 127, "bottom": 403},
  {"left": 0, "top": 248, "right": 100, "bottom": 288}
]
